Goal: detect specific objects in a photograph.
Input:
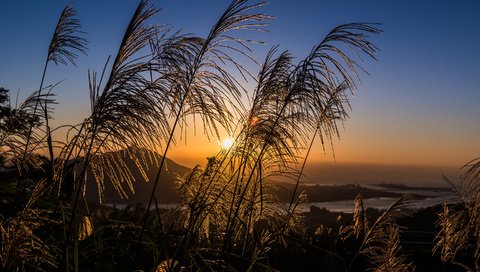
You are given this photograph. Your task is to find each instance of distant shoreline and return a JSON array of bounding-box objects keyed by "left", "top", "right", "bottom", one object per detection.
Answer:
[
  {"left": 271, "top": 182, "right": 430, "bottom": 203},
  {"left": 369, "top": 182, "right": 452, "bottom": 191}
]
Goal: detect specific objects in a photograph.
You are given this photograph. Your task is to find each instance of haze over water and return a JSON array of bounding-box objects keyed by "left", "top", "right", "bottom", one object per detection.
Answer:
[{"left": 302, "top": 162, "right": 461, "bottom": 187}]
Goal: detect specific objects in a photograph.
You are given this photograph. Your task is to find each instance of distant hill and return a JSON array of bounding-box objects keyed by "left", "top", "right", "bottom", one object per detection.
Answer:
[
  {"left": 83, "top": 150, "right": 435, "bottom": 206},
  {"left": 84, "top": 149, "right": 190, "bottom": 204}
]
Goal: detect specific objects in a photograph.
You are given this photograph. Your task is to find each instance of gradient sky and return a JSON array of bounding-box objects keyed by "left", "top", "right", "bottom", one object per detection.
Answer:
[{"left": 1, "top": 0, "right": 479, "bottom": 171}]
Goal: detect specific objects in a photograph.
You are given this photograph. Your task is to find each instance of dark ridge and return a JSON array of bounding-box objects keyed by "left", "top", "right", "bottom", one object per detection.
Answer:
[{"left": 84, "top": 148, "right": 190, "bottom": 204}]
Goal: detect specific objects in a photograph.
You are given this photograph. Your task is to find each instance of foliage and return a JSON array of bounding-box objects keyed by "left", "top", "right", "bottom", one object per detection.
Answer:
[
  {"left": 4, "top": 0, "right": 470, "bottom": 271},
  {"left": 0, "top": 209, "right": 57, "bottom": 271},
  {"left": 434, "top": 158, "right": 480, "bottom": 271},
  {"left": 330, "top": 194, "right": 415, "bottom": 272},
  {"left": 0, "top": 87, "right": 51, "bottom": 171}
]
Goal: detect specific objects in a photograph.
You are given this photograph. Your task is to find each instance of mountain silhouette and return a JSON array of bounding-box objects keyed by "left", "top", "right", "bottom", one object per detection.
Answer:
[{"left": 84, "top": 148, "right": 190, "bottom": 204}]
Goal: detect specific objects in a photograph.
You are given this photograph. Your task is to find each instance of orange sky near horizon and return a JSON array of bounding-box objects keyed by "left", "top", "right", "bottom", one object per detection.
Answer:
[
  {"left": 47, "top": 90, "right": 479, "bottom": 171},
  {"left": 50, "top": 79, "right": 479, "bottom": 170},
  {"left": 167, "top": 131, "right": 479, "bottom": 170},
  {"left": 165, "top": 114, "right": 479, "bottom": 169},
  {"left": 162, "top": 87, "right": 479, "bottom": 169}
]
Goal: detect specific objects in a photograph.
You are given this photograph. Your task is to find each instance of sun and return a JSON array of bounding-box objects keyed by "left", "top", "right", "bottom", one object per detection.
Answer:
[{"left": 221, "top": 137, "right": 234, "bottom": 149}]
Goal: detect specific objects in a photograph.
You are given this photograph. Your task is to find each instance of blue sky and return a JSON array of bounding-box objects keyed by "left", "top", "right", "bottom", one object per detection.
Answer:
[{"left": 0, "top": 0, "right": 479, "bottom": 168}]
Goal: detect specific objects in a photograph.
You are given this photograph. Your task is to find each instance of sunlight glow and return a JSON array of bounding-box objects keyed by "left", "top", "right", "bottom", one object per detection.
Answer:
[{"left": 221, "top": 137, "right": 234, "bottom": 149}]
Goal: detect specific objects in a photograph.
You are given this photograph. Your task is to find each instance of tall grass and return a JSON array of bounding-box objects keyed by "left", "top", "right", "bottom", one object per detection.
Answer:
[
  {"left": 345, "top": 194, "right": 415, "bottom": 271},
  {"left": 23, "top": 3, "right": 87, "bottom": 178},
  {"left": 214, "top": 22, "right": 382, "bottom": 259},
  {"left": 9, "top": 1, "right": 469, "bottom": 271},
  {"left": 140, "top": 0, "right": 272, "bottom": 240},
  {"left": 434, "top": 158, "right": 480, "bottom": 271}
]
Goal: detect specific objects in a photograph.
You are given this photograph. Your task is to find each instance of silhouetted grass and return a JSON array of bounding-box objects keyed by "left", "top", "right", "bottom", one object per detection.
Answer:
[{"left": 2, "top": 0, "right": 478, "bottom": 271}]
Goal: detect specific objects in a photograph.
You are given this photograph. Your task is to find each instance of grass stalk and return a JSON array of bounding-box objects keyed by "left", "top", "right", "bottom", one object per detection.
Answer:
[
  {"left": 22, "top": 59, "right": 49, "bottom": 163},
  {"left": 139, "top": 90, "right": 188, "bottom": 241}
]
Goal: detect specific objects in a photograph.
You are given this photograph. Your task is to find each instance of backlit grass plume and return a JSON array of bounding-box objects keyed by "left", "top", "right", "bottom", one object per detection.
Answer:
[
  {"left": 23, "top": 3, "right": 87, "bottom": 169},
  {"left": 365, "top": 224, "right": 415, "bottom": 272},
  {"left": 59, "top": 0, "right": 165, "bottom": 203},
  {"left": 346, "top": 194, "right": 414, "bottom": 271},
  {"left": 434, "top": 157, "right": 480, "bottom": 271},
  {"left": 54, "top": 2, "right": 173, "bottom": 267},
  {"left": 0, "top": 88, "right": 54, "bottom": 171},
  {"left": 219, "top": 23, "right": 381, "bottom": 256},
  {"left": 140, "top": 0, "right": 272, "bottom": 238},
  {"left": 0, "top": 209, "right": 57, "bottom": 271},
  {"left": 47, "top": 4, "right": 88, "bottom": 66},
  {"left": 0, "top": 1, "right": 396, "bottom": 271}
]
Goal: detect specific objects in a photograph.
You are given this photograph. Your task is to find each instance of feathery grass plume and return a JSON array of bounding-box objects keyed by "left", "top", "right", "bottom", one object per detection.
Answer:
[
  {"left": 0, "top": 88, "right": 54, "bottom": 172},
  {"left": 340, "top": 193, "right": 367, "bottom": 241},
  {"left": 54, "top": 3, "right": 171, "bottom": 267},
  {"left": 165, "top": 156, "right": 244, "bottom": 267},
  {"left": 364, "top": 224, "right": 415, "bottom": 272},
  {"left": 166, "top": 152, "right": 286, "bottom": 269},
  {"left": 47, "top": 4, "right": 88, "bottom": 66},
  {"left": 434, "top": 157, "right": 480, "bottom": 271},
  {"left": 352, "top": 193, "right": 368, "bottom": 239},
  {"left": 141, "top": 0, "right": 272, "bottom": 238},
  {"left": 284, "top": 22, "right": 381, "bottom": 218},
  {"left": 220, "top": 49, "right": 299, "bottom": 252},
  {"left": 347, "top": 194, "right": 413, "bottom": 271},
  {"left": 77, "top": 216, "right": 93, "bottom": 241},
  {"left": 433, "top": 203, "right": 469, "bottom": 264},
  {"left": 237, "top": 48, "right": 299, "bottom": 169},
  {"left": 174, "top": 161, "right": 230, "bottom": 242},
  {"left": 0, "top": 209, "right": 57, "bottom": 271},
  {"left": 464, "top": 157, "right": 480, "bottom": 189},
  {"left": 155, "top": 259, "right": 180, "bottom": 272},
  {"left": 23, "top": 3, "right": 87, "bottom": 165},
  {"left": 59, "top": 0, "right": 166, "bottom": 204},
  {"left": 25, "top": 178, "right": 49, "bottom": 209},
  {"left": 222, "top": 23, "right": 381, "bottom": 254}
]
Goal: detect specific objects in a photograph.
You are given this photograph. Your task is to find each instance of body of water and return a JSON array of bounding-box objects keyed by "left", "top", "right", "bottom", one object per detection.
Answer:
[
  {"left": 105, "top": 186, "right": 458, "bottom": 213},
  {"left": 301, "top": 187, "right": 457, "bottom": 213}
]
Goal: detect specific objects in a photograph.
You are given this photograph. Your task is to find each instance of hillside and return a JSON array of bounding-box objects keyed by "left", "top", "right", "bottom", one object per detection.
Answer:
[
  {"left": 83, "top": 150, "right": 423, "bottom": 205},
  {"left": 84, "top": 149, "right": 190, "bottom": 204}
]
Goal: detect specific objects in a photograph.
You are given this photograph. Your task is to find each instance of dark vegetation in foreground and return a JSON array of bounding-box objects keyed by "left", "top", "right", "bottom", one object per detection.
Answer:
[{"left": 1, "top": 0, "right": 479, "bottom": 271}]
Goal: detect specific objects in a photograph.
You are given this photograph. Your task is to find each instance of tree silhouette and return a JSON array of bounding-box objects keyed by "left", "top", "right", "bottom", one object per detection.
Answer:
[{"left": 0, "top": 88, "right": 41, "bottom": 134}]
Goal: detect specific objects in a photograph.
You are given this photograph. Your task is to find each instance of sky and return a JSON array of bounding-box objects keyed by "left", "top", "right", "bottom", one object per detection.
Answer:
[{"left": 1, "top": 0, "right": 479, "bottom": 183}]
